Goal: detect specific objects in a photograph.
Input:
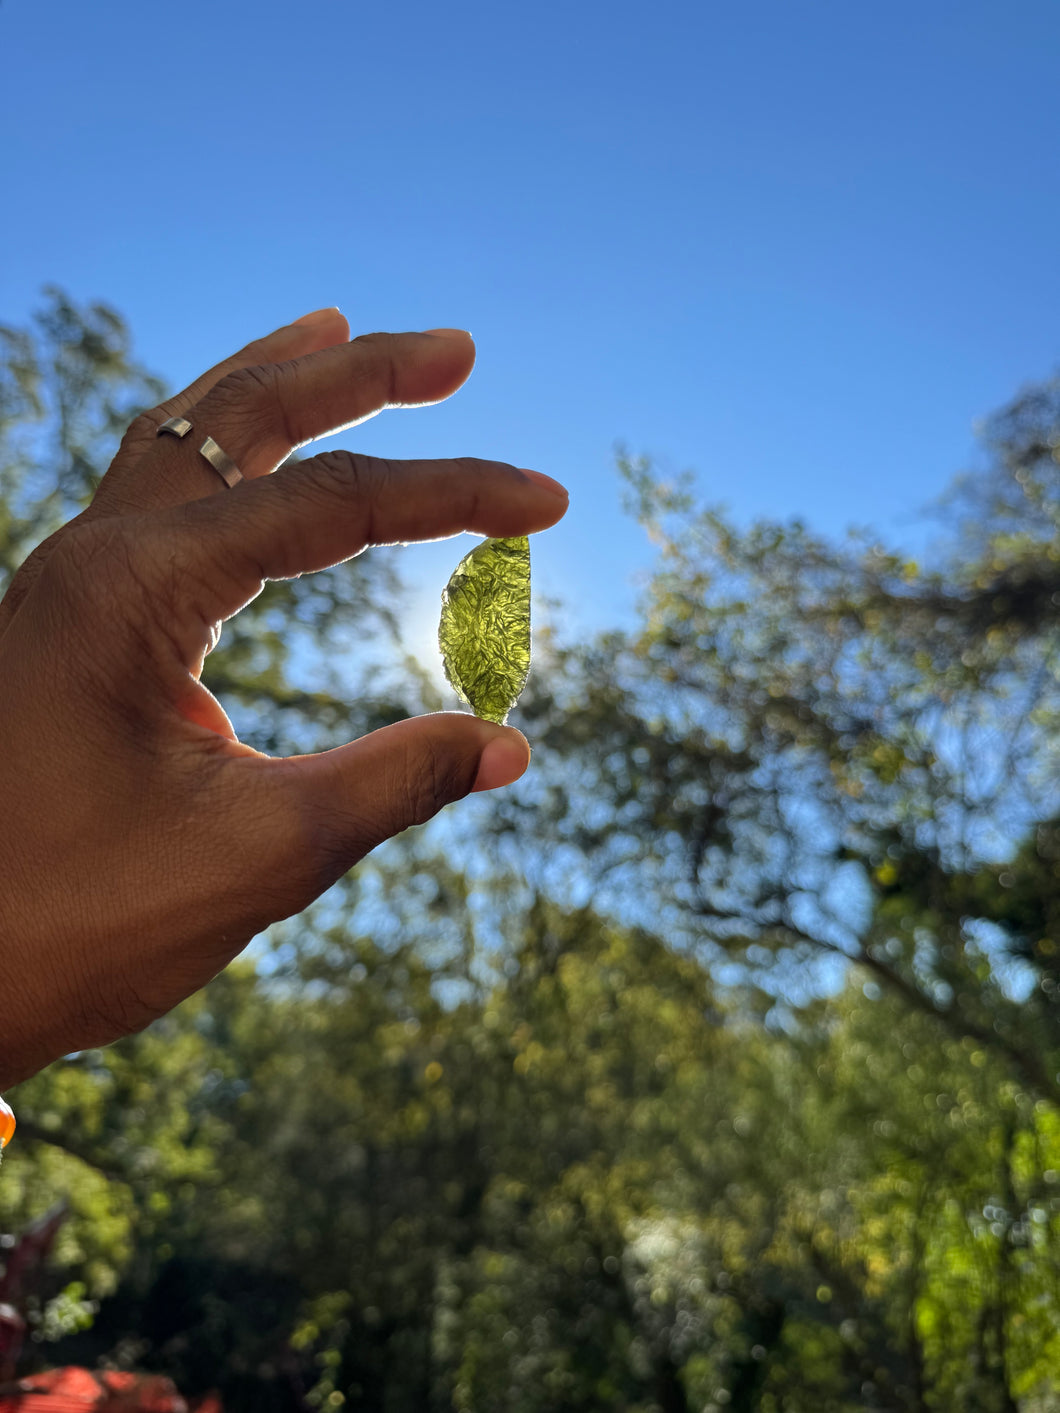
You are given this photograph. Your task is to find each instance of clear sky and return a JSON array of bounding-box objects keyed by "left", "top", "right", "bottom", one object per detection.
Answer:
[{"left": 4, "top": 0, "right": 1060, "bottom": 665}]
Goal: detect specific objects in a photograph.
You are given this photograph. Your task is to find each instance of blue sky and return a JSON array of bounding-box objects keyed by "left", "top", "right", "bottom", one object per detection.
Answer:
[{"left": 4, "top": 0, "right": 1060, "bottom": 668}]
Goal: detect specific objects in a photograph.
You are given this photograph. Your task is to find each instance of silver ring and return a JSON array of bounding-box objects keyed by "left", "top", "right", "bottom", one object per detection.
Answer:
[{"left": 157, "top": 417, "right": 244, "bottom": 489}]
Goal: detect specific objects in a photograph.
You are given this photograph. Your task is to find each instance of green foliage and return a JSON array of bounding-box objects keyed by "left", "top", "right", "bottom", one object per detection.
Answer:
[
  {"left": 0, "top": 287, "right": 165, "bottom": 582},
  {"left": 6, "top": 292, "right": 1060, "bottom": 1410},
  {"left": 501, "top": 413, "right": 1060, "bottom": 1104},
  {"left": 15, "top": 914, "right": 1060, "bottom": 1411}
]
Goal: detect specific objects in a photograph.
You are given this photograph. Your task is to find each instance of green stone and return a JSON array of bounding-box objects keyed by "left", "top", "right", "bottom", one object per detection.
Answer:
[{"left": 438, "top": 535, "right": 531, "bottom": 724}]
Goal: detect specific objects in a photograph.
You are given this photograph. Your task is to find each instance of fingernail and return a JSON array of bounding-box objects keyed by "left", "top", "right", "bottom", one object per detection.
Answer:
[
  {"left": 472, "top": 732, "right": 531, "bottom": 793},
  {"left": 424, "top": 327, "right": 473, "bottom": 340},
  {"left": 519, "top": 468, "right": 569, "bottom": 500},
  {"left": 293, "top": 307, "right": 342, "bottom": 326}
]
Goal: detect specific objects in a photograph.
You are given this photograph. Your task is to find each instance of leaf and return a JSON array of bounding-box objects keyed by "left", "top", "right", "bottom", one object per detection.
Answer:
[{"left": 438, "top": 536, "right": 531, "bottom": 724}]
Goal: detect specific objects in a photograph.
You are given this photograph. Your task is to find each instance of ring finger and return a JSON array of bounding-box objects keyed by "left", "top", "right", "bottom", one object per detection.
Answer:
[
  {"left": 95, "top": 306, "right": 351, "bottom": 513},
  {"left": 112, "top": 326, "right": 478, "bottom": 513}
]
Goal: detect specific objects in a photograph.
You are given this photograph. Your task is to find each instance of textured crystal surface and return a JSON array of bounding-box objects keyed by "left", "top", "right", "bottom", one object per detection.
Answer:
[{"left": 438, "top": 535, "right": 531, "bottom": 724}]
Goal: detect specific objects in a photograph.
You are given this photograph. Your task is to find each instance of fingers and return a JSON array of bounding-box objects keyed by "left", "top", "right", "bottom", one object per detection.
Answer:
[
  {"left": 159, "top": 307, "right": 351, "bottom": 425},
  {"left": 0, "top": 311, "right": 355, "bottom": 631},
  {"left": 95, "top": 308, "right": 352, "bottom": 512},
  {"left": 151, "top": 451, "right": 568, "bottom": 632},
  {"left": 270, "top": 714, "right": 531, "bottom": 883},
  {"left": 119, "top": 328, "right": 478, "bottom": 513}
]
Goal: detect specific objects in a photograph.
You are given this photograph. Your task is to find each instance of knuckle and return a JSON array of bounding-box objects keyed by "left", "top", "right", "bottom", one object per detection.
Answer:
[
  {"left": 349, "top": 332, "right": 397, "bottom": 404},
  {"left": 24, "top": 521, "right": 164, "bottom": 693},
  {"left": 0, "top": 533, "right": 58, "bottom": 624},
  {"left": 45, "top": 519, "right": 180, "bottom": 647},
  {"left": 446, "top": 456, "right": 490, "bottom": 514},
  {"left": 46, "top": 519, "right": 134, "bottom": 600},
  {"left": 306, "top": 451, "right": 387, "bottom": 545},
  {"left": 118, "top": 408, "right": 165, "bottom": 454},
  {"left": 202, "top": 362, "right": 293, "bottom": 457},
  {"left": 397, "top": 735, "right": 472, "bottom": 827},
  {"left": 212, "top": 361, "right": 282, "bottom": 411},
  {"left": 279, "top": 783, "right": 371, "bottom": 896},
  {"left": 311, "top": 450, "right": 387, "bottom": 501},
  {"left": 9, "top": 524, "right": 63, "bottom": 581}
]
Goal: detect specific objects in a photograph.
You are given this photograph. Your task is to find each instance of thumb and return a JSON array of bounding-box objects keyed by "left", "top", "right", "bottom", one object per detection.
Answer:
[{"left": 280, "top": 713, "right": 531, "bottom": 865}]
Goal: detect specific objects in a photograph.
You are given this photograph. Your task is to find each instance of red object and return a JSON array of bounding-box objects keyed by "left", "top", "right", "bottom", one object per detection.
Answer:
[
  {"left": 0, "top": 1207, "right": 68, "bottom": 1310},
  {"left": 0, "top": 1308, "right": 25, "bottom": 1388},
  {"left": 0, "top": 1368, "right": 196, "bottom": 1413},
  {"left": 0, "top": 1205, "right": 69, "bottom": 1382}
]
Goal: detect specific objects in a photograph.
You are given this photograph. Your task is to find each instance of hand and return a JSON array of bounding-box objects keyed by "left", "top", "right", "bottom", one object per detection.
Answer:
[{"left": 0, "top": 311, "right": 568, "bottom": 1087}]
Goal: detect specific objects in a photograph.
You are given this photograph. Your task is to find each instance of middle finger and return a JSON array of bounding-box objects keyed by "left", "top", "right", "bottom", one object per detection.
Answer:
[
  {"left": 135, "top": 328, "right": 477, "bottom": 508},
  {"left": 93, "top": 308, "right": 351, "bottom": 515}
]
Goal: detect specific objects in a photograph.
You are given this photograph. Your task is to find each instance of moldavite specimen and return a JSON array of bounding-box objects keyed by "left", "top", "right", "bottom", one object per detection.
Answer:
[{"left": 438, "top": 535, "right": 531, "bottom": 724}]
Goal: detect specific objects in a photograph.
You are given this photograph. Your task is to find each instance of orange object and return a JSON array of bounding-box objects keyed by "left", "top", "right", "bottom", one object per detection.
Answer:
[
  {"left": 0, "top": 1096, "right": 14, "bottom": 1150},
  {"left": 0, "top": 1367, "right": 191, "bottom": 1413}
]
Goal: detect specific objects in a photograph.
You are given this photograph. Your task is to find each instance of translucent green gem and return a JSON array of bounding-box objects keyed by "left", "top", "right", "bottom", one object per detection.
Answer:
[{"left": 438, "top": 536, "right": 531, "bottom": 725}]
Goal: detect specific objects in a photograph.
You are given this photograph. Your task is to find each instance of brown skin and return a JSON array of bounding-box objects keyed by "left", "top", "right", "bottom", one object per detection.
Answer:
[{"left": 0, "top": 312, "right": 568, "bottom": 1088}]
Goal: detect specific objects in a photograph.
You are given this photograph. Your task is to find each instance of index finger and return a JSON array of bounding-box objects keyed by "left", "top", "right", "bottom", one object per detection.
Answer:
[{"left": 148, "top": 451, "right": 569, "bottom": 630}]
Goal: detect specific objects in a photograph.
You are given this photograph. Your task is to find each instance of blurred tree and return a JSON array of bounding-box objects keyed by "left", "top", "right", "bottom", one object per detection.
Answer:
[
  {"left": 24, "top": 900, "right": 1058, "bottom": 1413},
  {"left": 499, "top": 383, "right": 1060, "bottom": 1110},
  {"left": 0, "top": 286, "right": 165, "bottom": 579},
  {"left": 7, "top": 292, "right": 1060, "bottom": 1412}
]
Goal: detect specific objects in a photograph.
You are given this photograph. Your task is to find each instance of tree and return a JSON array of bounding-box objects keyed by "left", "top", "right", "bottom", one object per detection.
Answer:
[
  {"left": 498, "top": 387, "right": 1060, "bottom": 1109},
  {"left": 7, "top": 290, "right": 1060, "bottom": 1410}
]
